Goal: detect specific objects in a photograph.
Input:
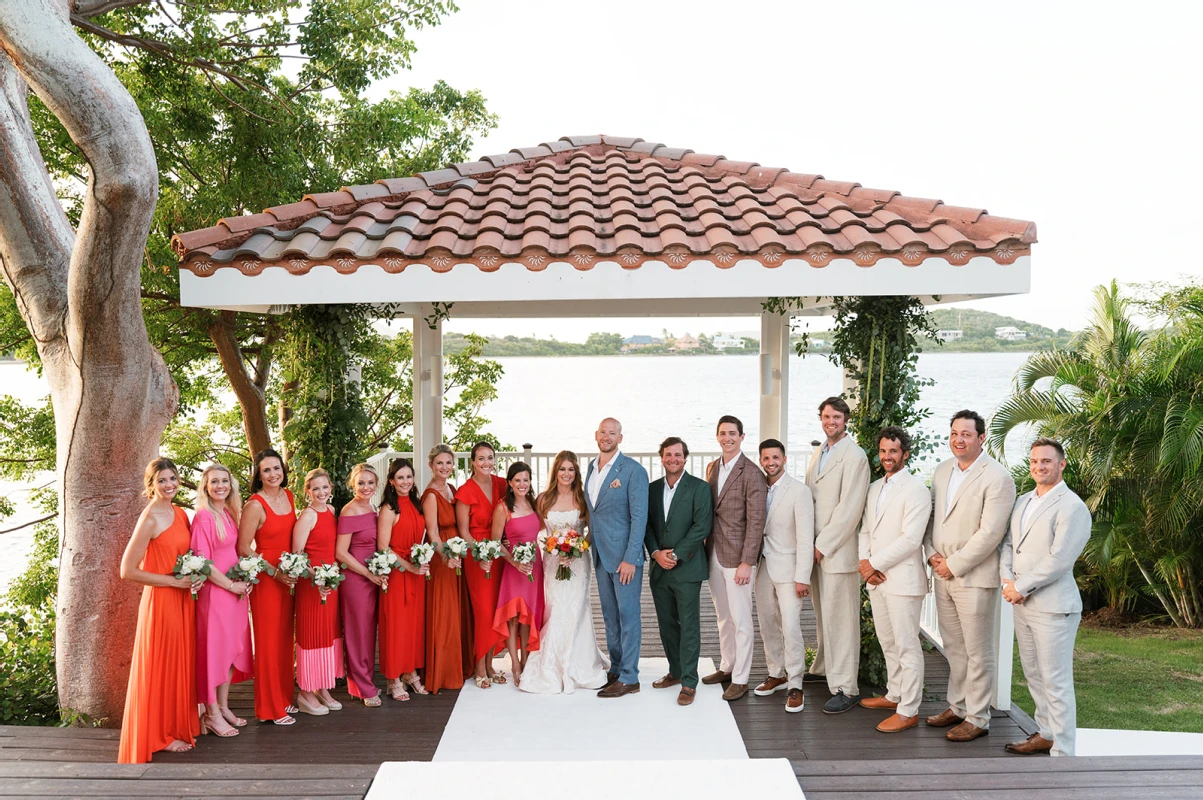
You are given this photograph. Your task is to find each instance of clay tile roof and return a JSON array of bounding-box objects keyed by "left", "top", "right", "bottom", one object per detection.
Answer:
[{"left": 172, "top": 135, "right": 1037, "bottom": 274}]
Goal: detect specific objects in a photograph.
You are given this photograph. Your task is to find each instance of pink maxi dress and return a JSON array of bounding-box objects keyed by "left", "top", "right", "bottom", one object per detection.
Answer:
[{"left": 191, "top": 508, "right": 253, "bottom": 704}]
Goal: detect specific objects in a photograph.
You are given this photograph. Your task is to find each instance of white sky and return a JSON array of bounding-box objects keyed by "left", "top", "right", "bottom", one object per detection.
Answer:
[{"left": 371, "top": 0, "right": 1202, "bottom": 342}]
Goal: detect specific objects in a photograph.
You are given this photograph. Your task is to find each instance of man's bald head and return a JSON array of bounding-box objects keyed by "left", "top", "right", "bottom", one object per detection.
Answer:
[{"left": 595, "top": 418, "right": 623, "bottom": 454}]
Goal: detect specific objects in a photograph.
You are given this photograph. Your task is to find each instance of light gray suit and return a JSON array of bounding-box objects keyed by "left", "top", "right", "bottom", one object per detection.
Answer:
[
  {"left": 1001, "top": 481, "right": 1091, "bottom": 756},
  {"left": 755, "top": 473, "right": 815, "bottom": 689}
]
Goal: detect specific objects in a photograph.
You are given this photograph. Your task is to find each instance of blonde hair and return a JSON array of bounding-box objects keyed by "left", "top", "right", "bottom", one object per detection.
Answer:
[
  {"left": 198, "top": 463, "right": 242, "bottom": 541},
  {"left": 427, "top": 443, "right": 454, "bottom": 465},
  {"left": 346, "top": 463, "right": 378, "bottom": 492},
  {"left": 303, "top": 468, "right": 331, "bottom": 504},
  {"left": 142, "top": 457, "right": 179, "bottom": 499}
]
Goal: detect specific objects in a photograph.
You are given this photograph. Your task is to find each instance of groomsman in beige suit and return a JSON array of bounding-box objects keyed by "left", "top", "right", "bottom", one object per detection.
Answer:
[
  {"left": 857, "top": 427, "right": 933, "bottom": 733},
  {"left": 751, "top": 438, "right": 815, "bottom": 713},
  {"left": 702, "top": 415, "right": 767, "bottom": 701},
  {"left": 803, "top": 397, "right": 870, "bottom": 714},
  {"left": 1001, "top": 439, "right": 1090, "bottom": 757},
  {"left": 924, "top": 410, "right": 1017, "bottom": 741}
]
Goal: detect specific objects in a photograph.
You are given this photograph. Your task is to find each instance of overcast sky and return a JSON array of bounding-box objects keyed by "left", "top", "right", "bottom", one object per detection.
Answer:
[{"left": 372, "top": 0, "right": 1201, "bottom": 342}]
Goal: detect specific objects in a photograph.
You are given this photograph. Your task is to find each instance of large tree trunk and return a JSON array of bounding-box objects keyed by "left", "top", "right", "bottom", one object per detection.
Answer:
[
  {"left": 208, "top": 310, "right": 273, "bottom": 456},
  {"left": 0, "top": 0, "right": 175, "bottom": 724}
]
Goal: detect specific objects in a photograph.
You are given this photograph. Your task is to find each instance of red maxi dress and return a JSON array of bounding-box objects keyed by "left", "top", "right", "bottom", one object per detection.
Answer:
[
  {"left": 379, "top": 498, "right": 427, "bottom": 680},
  {"left": 295, "top": 507, "right": 343, "bottom": 691},
  {"left": 247, "top": 490, "right": 297, "bottom": 721},
  {"left": 454, "top": 475, "right": 506, "bottom": 663},
  {"left": 422, "top": 487, "right": 474, "bottom": 693}
]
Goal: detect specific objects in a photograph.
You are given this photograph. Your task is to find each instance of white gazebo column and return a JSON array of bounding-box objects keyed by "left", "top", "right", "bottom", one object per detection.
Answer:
[
  {"left": 759, "top": 311, "right": 790, "bottom": 447},
  {"left": 412, "top": 307, "right": 444, "bottom": 486}
]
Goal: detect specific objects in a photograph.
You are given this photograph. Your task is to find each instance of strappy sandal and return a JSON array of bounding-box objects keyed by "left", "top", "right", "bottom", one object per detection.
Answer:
[
  {"left": 403, "top": 673, "right": 429, "bottom": 695},
  {"left": 219, "top": 706, "right": 247, "bottom": 727},
  {"left": 269, "top": 714, "right": 296, "bottom": 725},
  {"left": 164, "top": 739, "right": 194, "bottom": 753},
  {"left": 285, "top": 703, "right": 300, "bottom": 714},
  {"left": 473, "top": 675, "right": 492, "bottom": 689},
  {"left": 202, "top": 713, "right": 239, "bottom": 737},
  {"left": 390, "top": 679, "right": 410, "bottom": 702},
  {"left": 363, "top": 694, "right": 382, "bottom": 707},
  {"left": 489, "top": 671, "right": 507, "bottom": 685}
]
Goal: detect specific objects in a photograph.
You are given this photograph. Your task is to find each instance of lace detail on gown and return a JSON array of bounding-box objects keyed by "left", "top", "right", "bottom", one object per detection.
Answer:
[{"left": 518, "top": 509, "right": 610, "bottom": 694}]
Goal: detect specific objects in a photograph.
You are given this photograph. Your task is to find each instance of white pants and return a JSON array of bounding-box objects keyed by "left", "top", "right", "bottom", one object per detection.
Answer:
[
  {"left": 868, "top": 588, "right": 924, "bottom": 717},
  {"left": 935, "top": 580, "right": 997, "bottom": 728},
  {"left": 809, "top": 567, "right": 860, "bottom": 696},
  {"left": 754, "top": 564, "right": 807, "bottom": 689},
  {"left": 708, "top": 551, "right": 756, "bottom": 685},
  {"left": 1014, "top": 605, "right": 1080, "bottom": 757}
]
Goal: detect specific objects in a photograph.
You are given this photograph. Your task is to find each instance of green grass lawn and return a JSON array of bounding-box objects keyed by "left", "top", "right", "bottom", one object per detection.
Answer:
[{"left": 1009, "top": 624, "right": 1203, "bottom": 732}]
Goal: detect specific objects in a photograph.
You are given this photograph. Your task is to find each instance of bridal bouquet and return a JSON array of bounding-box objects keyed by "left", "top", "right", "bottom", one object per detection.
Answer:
[
  {"left": 472, "top": 539, "right": 503, "bottom": 577},
  {"left": 226, "top": 554, "right": 274, "bottom": 585},
  {"left": 277, "top": 551, "right": 312, "bottom": 596},
  {"left": 511, "top": 541, "right": 538, "bottom": 583},
  {"left": 544, "top": 531, "right": 590, "bottom": 581},
  {"left": 310, "top": 563, "right": 344, "bottom": 604},
  {"left": 410, "top": 542, "right": 436, "bottom": 581},
  {"left": 367, "top": 549, "right": 401, "bottom": 591},
  {"left": 441, "top": 536, "right": 470, "bottom": 575},
  {"left": 172, "top": 550, "right": 213, "bottom": 599}
]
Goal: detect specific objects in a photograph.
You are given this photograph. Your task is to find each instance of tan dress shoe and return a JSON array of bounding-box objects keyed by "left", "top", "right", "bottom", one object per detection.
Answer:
[
  {"left": 785, "top": 688, "right": 805, "bottom": 713},
  {"left": 652, "top": 674, "right": 681, "bottom": 689},
  {"left": 722, "top": 683, "right": 749, "bottom": 701},
  {"left": 876, "top": 713, "right": 919, "bottom": 733},
  {"left": 1005, "top": 733, "right": 1054, "bottom": 754},
  {"left": 754, "top": 675, "right": 789, "bottom": 696},
  {"left": 677, "top": 687, "right": 696, "bottom": 706},
  {"left": 859, "top": 696, "right": 898, "bottom": 710},
  {"left": 701, "top": 670, "right": 732, "bottom": 685},
  {"left": 946, "top": 721, "right": 989, "bottom": 742},
  {"left": 925, "top": 708, "right": 966, "bottom": 727}
]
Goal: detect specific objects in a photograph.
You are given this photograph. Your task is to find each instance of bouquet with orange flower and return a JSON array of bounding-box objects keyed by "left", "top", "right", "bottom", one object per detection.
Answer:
[{"left": 543, "top": 528, "right": 590, "bottom": 581}]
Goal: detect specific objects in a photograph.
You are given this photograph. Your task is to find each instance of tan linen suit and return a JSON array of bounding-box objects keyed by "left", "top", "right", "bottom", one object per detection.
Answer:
[
  {"left": 755, "top": 473, "right": 815, "bottom": 690},
  {"left": 705, "top": 452, "right": 767, "bottom": 684},
  {"left": 1002, "top": 482, "right": 1091, "bottom": 757},
  {"left": 804, "top": 435, "right": 870, "bottom": 696},
  {"left": 923, "top": 453, "right": 1017, "bottom": 729},
  {"left": 859, "top": 469, "right": 932, "bottom": 717}
]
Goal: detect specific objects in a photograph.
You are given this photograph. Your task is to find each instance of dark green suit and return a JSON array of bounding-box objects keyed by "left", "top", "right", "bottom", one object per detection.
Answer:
[{"left": 645, "top": 471, "right": 713, "bottom": 688}]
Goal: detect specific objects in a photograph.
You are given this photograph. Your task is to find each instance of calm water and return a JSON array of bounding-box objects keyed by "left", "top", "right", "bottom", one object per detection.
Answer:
[{"left": 0, "top": 351, "right": 1030, "bottom": 590}]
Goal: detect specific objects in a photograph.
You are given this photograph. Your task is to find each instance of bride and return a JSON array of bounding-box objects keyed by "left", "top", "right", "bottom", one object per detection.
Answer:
[{"left": 519, "top": 451, "right": 610, "bottom": 694}]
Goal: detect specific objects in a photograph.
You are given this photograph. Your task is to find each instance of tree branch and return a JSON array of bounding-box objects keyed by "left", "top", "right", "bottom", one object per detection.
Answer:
[
  {"left": 0, "top": 512, "right": 55, "bottom": 535},
  {"left": 73, "top": 0, "right": 151, "bottom": 18}
]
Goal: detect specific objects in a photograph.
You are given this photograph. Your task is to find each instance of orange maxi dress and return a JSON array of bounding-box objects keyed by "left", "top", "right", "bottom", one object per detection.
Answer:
[
  {"left": 379, "top": 498, "right": 427, "bottom": 680},
  {"left": 422, "top": 487, "right": 474, "bottom": 693},
  {"left": 247, "top": 490, "right": 297, "bottom": 721},
  {"left": 118, "top": 506, "right": 201, "bottom": 764},
  {"left": 295, "top": 507, "right": 343, "bottom": 691},
  {"left": 454, "top": 476, "right": 506, "bottom": 663}
]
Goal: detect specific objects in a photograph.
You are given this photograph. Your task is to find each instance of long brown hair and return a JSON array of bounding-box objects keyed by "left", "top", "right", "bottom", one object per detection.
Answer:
[
  {"left": 536, "top": 450, "right": 588, "bottom": 522},
  {"left": 503, "top": 461, "right": 536, "bottom": 513}
]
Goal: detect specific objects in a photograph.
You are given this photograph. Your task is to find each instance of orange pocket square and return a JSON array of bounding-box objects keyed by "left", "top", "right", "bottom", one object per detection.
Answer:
[{"left": 609, "top": 478, "right": 622, "bottom": 489}]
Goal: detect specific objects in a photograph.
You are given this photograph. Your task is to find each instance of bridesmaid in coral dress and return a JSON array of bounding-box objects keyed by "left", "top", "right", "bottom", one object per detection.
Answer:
[
  {"left": 422, "top": 444, "right": 474, "bottom": 694},
  {"left": 292, "top": 469, "right": 344, "bottom": 716},
  {"left": 192, "top": 463, "right": 253, "bottom": 738},
  {"left": 237, "top": 448, "right": 298, "bottom": 726},
  {"left": 118, "top": 458, "right": 202, "bottom": 763},
  {"left": 454, "top": 441, "right": 508, "bottom": 688},
  {"left": 376, "top": 458, "right": 430, "bottom": 701},
  {"left": 337, "top": 463, "right": 384, "bottom": 706},
  {"left": 492, "top": 461, "right": 545, "bottom": 688}
]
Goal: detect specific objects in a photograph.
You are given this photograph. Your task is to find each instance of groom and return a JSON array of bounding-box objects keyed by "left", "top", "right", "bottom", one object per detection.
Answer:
[{"left": 586, "top": 418, "right": 650, "bottom": 698}]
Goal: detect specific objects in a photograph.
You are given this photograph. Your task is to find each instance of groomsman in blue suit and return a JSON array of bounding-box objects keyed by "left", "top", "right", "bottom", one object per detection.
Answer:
[{"left": 587, "top": 418, "right": 650, "bottom": 698}]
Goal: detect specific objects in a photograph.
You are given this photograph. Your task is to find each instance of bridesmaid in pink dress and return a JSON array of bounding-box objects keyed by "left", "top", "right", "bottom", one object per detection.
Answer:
[
  {"left": 337, "top": 463, "right": 385, "bottom": 706},
  {"left": 191, "top": 463, "right": 253, "bottom": 738},
  {"left": 492, "top": 462, "right": 545, "bottom": 687}
]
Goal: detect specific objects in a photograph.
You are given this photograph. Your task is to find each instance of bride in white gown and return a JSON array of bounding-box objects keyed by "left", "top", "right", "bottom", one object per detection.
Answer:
[{"left": 520, "top": 451, "right": 610, "bottom": 694}]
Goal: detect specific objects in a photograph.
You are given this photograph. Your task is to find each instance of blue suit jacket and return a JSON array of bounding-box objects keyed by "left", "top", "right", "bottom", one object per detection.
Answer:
[{"left": 586, "top": 452, "right": 650, "bottom": 573}]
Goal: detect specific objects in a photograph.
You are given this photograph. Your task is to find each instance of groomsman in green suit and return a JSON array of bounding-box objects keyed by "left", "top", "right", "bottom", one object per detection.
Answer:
[{"left": 646, "top": 437, "right": 714, "bottom": 706}]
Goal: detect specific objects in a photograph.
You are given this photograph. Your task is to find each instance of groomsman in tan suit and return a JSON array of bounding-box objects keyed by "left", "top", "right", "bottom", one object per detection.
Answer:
[
  {"left": 752, "top": 438, "right": 814, "bottom": 713},
  {"left": 924, "top": 410, "right": 1017, "bottom": 741},
  {"left": 702, "top": 415, "right": 767, "bottom": 701},
  {"left": 804, "top": 397, "right": 870, "bottom": 714},
  {"left": 1001, "top": 438, "right": 1091, "bottom": 757},
  {"left": 857, "top": 427, "right": 933, "bottom": 733}
]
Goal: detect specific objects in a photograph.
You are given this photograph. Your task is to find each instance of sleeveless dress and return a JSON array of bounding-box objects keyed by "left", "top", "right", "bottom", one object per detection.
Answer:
[
  {"left": 192, "top": 508, "right": 253, "bottom": 704},
  {"left": 454, "top": 476, "right": 506, "bottom": 662},
  {"left": 337, "top": 511, "right": 380, "bottom": 699},
  {"left": 422, "top": 486, "right": 473, "bottom": 693},
  {"left": 379, "top": 499, "right": 427, "bottom": 679},
  {"left": 118, "top": 506, "right": 201, "bottom": 763},
  {"left": 295, "top": 507, "right": 344, "bottom": 692},
  {"left": 492, "top": 510, "right": 545, "bottom": 652},
  {"left": 520, "top": 509, "right": 610, "bottom": 694},
  {"left": 247, "top": 490, "right": 297, "bottom": 721}
]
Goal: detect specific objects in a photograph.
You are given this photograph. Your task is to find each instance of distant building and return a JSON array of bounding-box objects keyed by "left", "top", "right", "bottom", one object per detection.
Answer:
[
  {"left": 621, "top": 335, "right": 662, "bottom": 352},
  {"left": 936, "top": 329, "right": 964, "bottom": 342},
  {"left": 994, "top": 326, "right": 1027, "bottom": 341},
  {"left": 672, "top": 333, "right": 701, "bottom": 351},
  {"left": 712, "top": 333, "right": 744, "bottom": 350}
]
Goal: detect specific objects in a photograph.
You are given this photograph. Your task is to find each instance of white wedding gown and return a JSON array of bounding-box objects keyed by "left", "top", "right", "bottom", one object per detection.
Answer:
[{"left": 519, "top": 509, "right": 610, "bottom": 694}]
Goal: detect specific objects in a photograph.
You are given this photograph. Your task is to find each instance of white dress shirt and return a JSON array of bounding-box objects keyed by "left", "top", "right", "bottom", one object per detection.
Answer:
[
  {"left": 876, "top": 472, "right": 899, "bottom": 518},
  {"left": 588, "top": 451, "right": 621, "bottom": 507},
  {"left": 1021, "top": 480, "right": 1064, "bottom": 530},
  {"left": 716, "top": 453, "right": 739, "bottom": 494},
  {"left": 945, "top": 454, "right": 980, "bottom": 514},
  {"left": 818, "top": 436, "right": 844, "bottom": 472},
  {"left": 663, "top": 471, "right": 686, "bottom": 521}
]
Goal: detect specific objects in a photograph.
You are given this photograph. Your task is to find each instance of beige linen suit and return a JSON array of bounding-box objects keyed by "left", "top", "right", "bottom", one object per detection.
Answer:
[
  {"left": 923, "top": 454, "right": 1017, "bottom": 729},
  {"left": 755, "top": 473, "right": 815, "bottom": 690},
  {"left": 804, "top": 435, "right": 870, "bottom": 696},
  {"left": 858, "top": 469, "right": 932, "bottom": 717},
  {"left": 705, "top": 453, "right": 768, "bottom": 684},
  {"left": 1001, "top": 482, "right": 1090, "bottom": 756}
]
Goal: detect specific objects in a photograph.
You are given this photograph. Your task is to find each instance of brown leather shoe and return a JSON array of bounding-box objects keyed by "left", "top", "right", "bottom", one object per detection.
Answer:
[
  {"left": 1005, "top": 733, "right": 1054, "bottom": 755},
  {"left": 785, "top": 688, "right": 804, "bottom": 713},
  {"left": 677, "top": 687, "right": 696, "bottom": 706},
  {"left": 876, "top": 713, "right": 919, "bottom": 733},
  {"left": 946, "top": 721, "right": 989, "bottom": 742},
  {"left": 859, "top": 696, "right": 898, "bottom": 710},
  {"left": 652, "top": 674, "right": 681, "bottom": 689},
  {"left": 722, "top": 682, "right": 749, "bottom": 701},
  {"left": 701, "top": 670, "right": 732, "bottom": 685},
  {"left": 600, "top": 672, "right": 619, "bottom": 690},
  {"left": 925, "top": 708, "right": 966, "bottom": 727},
  {"left": 597, "top": 680, "right": 640, "bottom": 698},
  {"left": 753, "top": 675, "right": 789, "bottom": 696}
]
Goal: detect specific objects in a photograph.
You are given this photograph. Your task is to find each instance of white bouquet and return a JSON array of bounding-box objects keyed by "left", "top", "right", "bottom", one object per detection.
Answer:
[
  {"left": 226, "top": 554, "right": 274, "bottom": 585},
  {"left": 310, "top": 563, "right": 344, "bottom": 605},
  {"left": 472, "top": 539, "right": 503, "bottom": 577},
  {"left": 441, "top": 536, "right": 470, "bottom": 575},
  {"left": 276, "top": 551, "right": 312, "bottom": 596},
  {"left": 410, "top": 542, "right": 436, "bottom": 581},
  {"left": 511, "top": 541, "right": 538, "bottom": 583},
  {"left": 367, "top": 549, "right": 402, "bottom": 592},
  {"left": 172, "top": 550, "right": 213, "bottom": 599}
]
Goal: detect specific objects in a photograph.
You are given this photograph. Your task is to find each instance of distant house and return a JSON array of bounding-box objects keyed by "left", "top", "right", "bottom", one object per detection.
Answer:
[
  {"left": 994, "top": 326, "right": 1027, "bottom": 341},
  {"left": 672, "top": 333, "right": 701, "bottom": 351},
  {"left": 621, "top": 335, "right": 661, "bottom": 352},
  {"left": 936, "top": 329, "right": 964, "bottom": 342},
  {"left": 712, "top": 333, "right": 744, "bottom": 350}
]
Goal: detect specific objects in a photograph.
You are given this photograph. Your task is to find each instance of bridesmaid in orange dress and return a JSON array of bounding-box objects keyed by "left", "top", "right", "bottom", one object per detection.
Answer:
[
  {"left": 118, "top": 458, "right": 202, "bottom": 764},
  {"left": 454, "top": 442, "right": 507, "bottom": 688},
  {"left": 421, "top": 444, "right": 474, "bottom": 694},
  {"left": 376, "top": 458, "right": 430, "bottom": 701},
  {"left": 236, "top": 449, "right": 299, "bottom": 725},
  {"left": 291, "top": 469, "right": 344, "bottom": 716}
]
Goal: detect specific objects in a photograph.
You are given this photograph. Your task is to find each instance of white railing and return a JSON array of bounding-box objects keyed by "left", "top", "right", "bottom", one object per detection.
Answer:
[{"left": 919, "top": 572, "right": 1014, "bottom": 712}]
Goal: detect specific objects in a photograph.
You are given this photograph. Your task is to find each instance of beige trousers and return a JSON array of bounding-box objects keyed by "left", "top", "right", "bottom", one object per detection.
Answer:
[
  {"left": 868, "top": 589, "right": 925, "bottom": 717},
  {"left": 934, "top": 580, "right": 997, "bottom": 728},
  {"left": 708, "top": 550, "right": 757, "bottom": 685},
  {"left": 754, "top": 563, "right": 807, "bottom": 689},
  {"left": 809, "top": 567, "right": 860, "bottom": 696},
  {"left": 1014, "top": 605, "right": 1080, "bottom": 757}
]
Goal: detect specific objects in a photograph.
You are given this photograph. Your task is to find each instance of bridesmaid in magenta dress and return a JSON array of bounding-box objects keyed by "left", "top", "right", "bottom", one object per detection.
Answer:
[
  {"left": 337, "top": 463, "right": 385, "bottom": 705},
  {"left": 191, "top": 463, "right": 253, "bottom": 738},
  {"left": 492, "top": 461, "right": 545, "bottom": 687}
]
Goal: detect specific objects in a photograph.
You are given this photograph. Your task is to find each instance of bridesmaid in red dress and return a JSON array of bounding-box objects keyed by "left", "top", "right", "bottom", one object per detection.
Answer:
[
  {"left": 376, "top": 458, "right": 430, "bottom": 701},
  {"left": 422, "top": 444, "right": 474, "bottom": 694},
  {"left": 236, "top": 449, "right": 298, "bottom": 726},
  {"left": 118, "top": 458, "right": 202, "bottom": 763},
  {"left": 454, "top": 441, "right": 507, "bottom": 688},
  {"left": 291, "top": 468, "right": 344, "bottom": 716}
]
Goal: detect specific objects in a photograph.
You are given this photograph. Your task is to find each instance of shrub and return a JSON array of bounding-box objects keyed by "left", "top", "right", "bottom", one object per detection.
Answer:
[{"left": 0, "top": 604, "right": 58, "bottom": 725}]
